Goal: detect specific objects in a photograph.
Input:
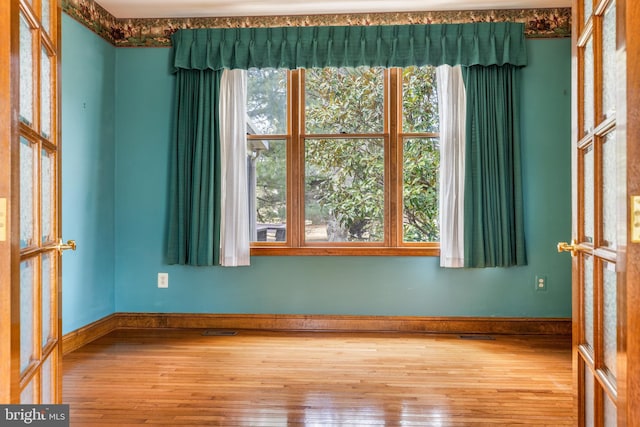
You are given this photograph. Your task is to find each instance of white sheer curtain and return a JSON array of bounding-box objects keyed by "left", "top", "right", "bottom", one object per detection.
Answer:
[
  {"left": 436, "top": 65, "right": 466, "bottom": 268},
  {"left": 219, "top": 69, "right": 251, "bottom": 266}
]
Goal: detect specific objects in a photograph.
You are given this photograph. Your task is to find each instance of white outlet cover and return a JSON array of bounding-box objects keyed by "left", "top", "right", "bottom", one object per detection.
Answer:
[{"left": 158, "top": 273, "right": 169, "bottom": 288}]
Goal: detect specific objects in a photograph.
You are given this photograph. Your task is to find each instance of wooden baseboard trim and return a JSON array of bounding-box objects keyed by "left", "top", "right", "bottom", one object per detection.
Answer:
[
  {"left": 62, "top": 314, "right": 119, "bottom": 355},
  {"left": 63, "top": 313, "right": 571, "bottom": 354},
  {"left": 116, "top": 313, "right": 572, "bottom": 335}
]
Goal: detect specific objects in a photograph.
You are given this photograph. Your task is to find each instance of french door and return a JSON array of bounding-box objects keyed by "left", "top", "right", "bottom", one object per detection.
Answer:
[
  {"left": 567, "top": 0, "right": 640, "bottom": 425},
  {"left": 0, "top": 0, "right": 67, "bottom": 404},
  {"left": 574, "top": 0, "right": 620, "bottom": 423}
]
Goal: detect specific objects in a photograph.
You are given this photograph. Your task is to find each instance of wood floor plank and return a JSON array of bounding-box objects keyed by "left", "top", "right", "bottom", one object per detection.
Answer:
[{"left": 63, "top": 329, "right": 575, "bottom": 426}]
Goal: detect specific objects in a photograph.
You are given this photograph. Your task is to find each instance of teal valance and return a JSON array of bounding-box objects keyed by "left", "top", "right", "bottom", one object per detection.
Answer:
[{"left": 171, "top": 22, "right": 527, "bottom": 71}]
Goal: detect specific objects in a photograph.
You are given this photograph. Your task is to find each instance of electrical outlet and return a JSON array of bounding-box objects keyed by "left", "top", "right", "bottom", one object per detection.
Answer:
[
  {"left": 535, "top": 275, "right": 547, "bottom": 291},
  {"left": 632, "top": 196, "right": 640, "bottom": 242},
  {"left": 158, "top": 272, "right": 169, "bottom": 288}
]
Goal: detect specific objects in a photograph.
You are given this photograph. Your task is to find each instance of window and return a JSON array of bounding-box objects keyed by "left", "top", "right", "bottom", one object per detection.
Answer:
[
  {"left": 247, "top": 68, "right": 288, "bottom": 243},
  {"left": 247, "top": 66, "right": 440, "bottom": 255}
]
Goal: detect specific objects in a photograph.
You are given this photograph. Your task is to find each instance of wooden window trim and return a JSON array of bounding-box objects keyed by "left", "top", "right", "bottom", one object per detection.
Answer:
[
  {"left": 250, "top": 68, "right": 441, "bottom": 257},
  {"left": 251, "top": 245, "right": 440, "bottom": 257}
]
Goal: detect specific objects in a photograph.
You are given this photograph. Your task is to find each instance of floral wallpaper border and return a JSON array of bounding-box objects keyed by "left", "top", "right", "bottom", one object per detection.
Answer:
[{"left": 62, "top": 0, "right": 571, "bottom": 47}]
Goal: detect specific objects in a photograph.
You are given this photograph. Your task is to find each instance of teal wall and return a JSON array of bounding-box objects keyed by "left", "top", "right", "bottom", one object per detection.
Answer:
[
  {"left": 61, "top": 13, "right": 572, "bottom": 333},
  {"left": 61, "top": 15, "right": 116, "bottom": 333},
  {"left": 112, "top": 38, "right": 573, "bottom": 317}
]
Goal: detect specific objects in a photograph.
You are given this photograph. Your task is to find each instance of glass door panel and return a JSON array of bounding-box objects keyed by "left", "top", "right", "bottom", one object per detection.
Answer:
[
  {"left": 40, "top": 354, "right": 55, "bottom": 404},
  {"left": 583, "top": 254, "right": 595, "bottom": 351},
  {"left": 20, "top": 379, "right": 36, "bottom": 404},
  {"left": 583, "top": 146, "right": 594, "bottom": 244},
  {"left": 20, "top": 258, "right": 36, "bottom": 374},
  {"left": 19, "top": 13, "right": 34, "bottom": 126},
  {"left": 583, "top": 38, "right": 594, "bottom": 135},
  {"left": 602, "top": 131, "right": 616, "bottom": 248},
  {"left": 583, "top": 0, "right": 593, "bottom": 23},
  {"left": 41, "top": 149, "right": 55, "bottom": 244},
  {"left": 40, "top": 47, "right": 53, "bottom": 140},
  {"left": 603, "top": 263, "right": 617, "bottom": 381},
  {"left": 585, "top": 366, "right": 595, "bottom": 427},
  {"left": 41, "top": 0, "right": 51, "bottom": 35},
  {"left": 20, "top": 138, "right": 37, "bottom": 249},
  {"left": 41, "top": 252, "right": 54, "bottom": 347},
  {"left": 601, "top": 2, "right": 616, "bottom": 119},
  {"left": 604, "top": 392, "right": 617, "bottom": 427}
]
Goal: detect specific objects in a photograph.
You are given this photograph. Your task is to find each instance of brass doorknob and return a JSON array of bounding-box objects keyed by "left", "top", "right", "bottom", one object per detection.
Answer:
[
  {"left": 557, "top": 239, "right": 578, "bottom": 257},
  {"left": 55, "top": 239, "right": 76, "bottom": 254}
]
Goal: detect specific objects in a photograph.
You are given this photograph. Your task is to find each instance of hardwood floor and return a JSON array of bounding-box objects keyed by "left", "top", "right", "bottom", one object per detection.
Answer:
[{"left": 63, "top": 329, "right": 575, "bottom": 426}]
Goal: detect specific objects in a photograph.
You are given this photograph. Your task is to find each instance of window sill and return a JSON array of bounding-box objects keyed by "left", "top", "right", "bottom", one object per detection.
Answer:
[{"left": 250, "top": 246, "right": 440, "bottom": 257}]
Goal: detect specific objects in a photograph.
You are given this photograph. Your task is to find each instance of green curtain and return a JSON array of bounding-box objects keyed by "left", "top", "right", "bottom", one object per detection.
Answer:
[
  {"left": 167, "top": 69, "right": 222, "bottom": 266},
  {"left": 462, "top": 65, "right": 526, "bottom": 267},
  {"left": 168, "top": 22, "right": 528, "bottom": 267},
  {"left": 171, "top": 22, "right": 527, "bottom": 71}
]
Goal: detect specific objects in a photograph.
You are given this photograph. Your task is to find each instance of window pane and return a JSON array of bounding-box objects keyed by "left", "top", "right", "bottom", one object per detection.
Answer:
[
  {"left": 21, "top": 258, "right": 36, "bottom": 374},
  {"left": 305, "top": 67, "right": 384, "bottom": 134},
  {"left": 602, "top": 2, "right": 616, "bottom": 118},
  {"left": 41, "top": 47, "right": 52, "bottom": 140},
  {"left": 305, "top": 138, "right": 384, "bottom": 242},
  {"left": 603, "top": 131, "right": 616, "bottom": 248},
  {"left": 603, "top": 262, "right": 617, "bottom": 382},
  {"left": 583, "top": 38, "right": 594, "bottom": 134},
  {"left": 402, "top": 66, "right": 439, "bottom": 133},
  {"left": 42, "top": 0, "right": 51, "bottom": 35},
  {"left": 20, "top": 378, "right": 35, "bottom": 404},
  {"left": 584, "top": 254, "right": 594, "bottom": 350},
  {"left": 247, "top": 68, "right": 287, "bottom": 135},
  {"left": 584, "top": 0, "right": 593, "bottom": 23},
  {"left": 41, "top": 149, "right": 55, "bottom": 243},
  {"left": 604, "top": 391, "right": 617, "bottom": 427},
  {"left": 20, "top": 13, "right": 34, "bottom": 126},
  {"left": 583, "top": 146, "right": 594, "bottom": 243},
  {"left": 42, "top": 251, "right": 54, "bottom": 347},
  {"left": 403, "top": 138, "right": 439, "bottom": 242},
  {"left": 41, "top": 353, "right": 55, "bottom": 404},
  {"left": 21, "top": 137, "right": 36, "bottom": 249},
  {"left": 584, "top": 366, "right": 595, "bottom": 427},
  {"left": 250, "top": 139, "right": 286, "bottom": 242}
]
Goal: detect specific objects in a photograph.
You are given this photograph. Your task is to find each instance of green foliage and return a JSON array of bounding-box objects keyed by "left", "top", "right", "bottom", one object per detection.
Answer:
[
  {"left": 305, "top": 67, "right": 384, "bottom": 134},
  {"left": 403, "top": 138, "right": 440, "bottom": 242},
  {"left": 306, "top": 138, "right": 385, "bottom": 241},
  {"left": 254, "top": 140, "right": 286, "bottom": 224},
  {"left": 402, "top": 66, "right": 439, "bottom": 133},
  {"left": 247, "top": 69, "right": 287, "bottom": 226},
  {"left": 400, "top": 67, "right": 440, "bottom": 242},
  {"left": 303, "top": 67, "right": 387, "bottom": 240},
  {"left": 248, "top": 66, "right": 440, "bottom": 242},
  {"left": 247, "top": 68, "right": 287, "bottom": 134}
]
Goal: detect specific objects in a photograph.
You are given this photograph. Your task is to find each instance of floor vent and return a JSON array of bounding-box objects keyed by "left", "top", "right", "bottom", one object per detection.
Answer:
[
  {"left": 459, "top": 335, "right": 495, "bottom": 340},
  {"left": 202, "top": 330, "right": 238, "bottom": 336}
]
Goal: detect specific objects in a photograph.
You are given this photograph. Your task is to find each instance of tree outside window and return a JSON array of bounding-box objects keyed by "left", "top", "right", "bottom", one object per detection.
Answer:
[{"left": 247, "top": 66, "right": 440, "bottom": 251}]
